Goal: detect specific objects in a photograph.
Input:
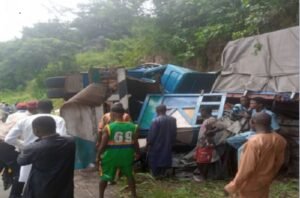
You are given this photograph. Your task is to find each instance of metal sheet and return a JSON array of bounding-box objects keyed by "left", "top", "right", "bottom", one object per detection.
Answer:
[{"left": 137, "top": 93, "right": 226, "bottom": 146}]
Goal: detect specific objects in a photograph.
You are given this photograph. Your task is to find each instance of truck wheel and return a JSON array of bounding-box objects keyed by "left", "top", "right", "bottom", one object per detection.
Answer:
[{"left": 45, "top": 77, "right": 65, "bottom": 88}]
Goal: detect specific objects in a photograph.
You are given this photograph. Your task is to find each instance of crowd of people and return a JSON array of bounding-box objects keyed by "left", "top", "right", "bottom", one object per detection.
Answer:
[
  {"left": 0, "top": 100, "right": 73, "bottom": 198},
  {"left": 96, "top": 96, "right": 286, "bottom": 198},
  {"left": 0, "top": 96, "right": 287, "bottom": 198}
]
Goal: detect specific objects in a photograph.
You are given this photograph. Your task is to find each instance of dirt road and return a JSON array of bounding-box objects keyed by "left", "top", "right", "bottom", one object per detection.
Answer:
[
  {"left": 0, "top": 179, "right": 9, "bottom": 197},
  {"left": 74, "top": 170, "right": 119, "bottom": 198},
  {"left": 0, "top": 171, "right": 116, "bottom": 198}
]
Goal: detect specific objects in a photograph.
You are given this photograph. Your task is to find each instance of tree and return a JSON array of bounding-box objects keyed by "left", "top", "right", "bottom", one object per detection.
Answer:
[
  {"left": 0, "top": 38, "right": 80, "bottom": 89},
  {"left": 22, "top": 20, "right": 80, "bottom": 42},
  {"left": 72, "top": 0, "right": 146, "bottom": 50},
  {"left": 0, "top": 0, "right": 298, "bottom": 94},
  {"left": 152, "top": 0, "right": 298, "bottom": 69}
]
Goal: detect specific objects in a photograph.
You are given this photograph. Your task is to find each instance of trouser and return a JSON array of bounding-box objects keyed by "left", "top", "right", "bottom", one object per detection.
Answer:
[
  {"left": 226, "top": 131, "right": 255, "bottom": 149},
  {"left": 197, "top": 164, "right": 210, "bottom": 179},
  {"left": 0, "top": 141, "right": 24, "bottom": 197},
  {"left": 9, "top": 180, "right": 24, "bottom": 198},
  {"left": 237, "top": 144, "right": 245, "bottom": 165},
  {"left": 226, "top": 131, "right": 255, "bottom": 164}
]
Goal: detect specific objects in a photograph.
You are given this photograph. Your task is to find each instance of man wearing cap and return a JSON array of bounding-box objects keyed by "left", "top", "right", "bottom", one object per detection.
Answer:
[
  {"left": 97, "top": 103, "right": 140, "bottom": 198},
  {"left": 5, "top": 100, "right": 67, "bottom": 195},
  {"left": 4, "top": 101, "right": 37, "bottom": 135}
]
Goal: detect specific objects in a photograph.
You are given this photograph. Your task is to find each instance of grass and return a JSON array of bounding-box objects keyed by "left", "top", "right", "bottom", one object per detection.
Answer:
[{"left": 117, "top": 173, "right": 299, "bottom": 198}]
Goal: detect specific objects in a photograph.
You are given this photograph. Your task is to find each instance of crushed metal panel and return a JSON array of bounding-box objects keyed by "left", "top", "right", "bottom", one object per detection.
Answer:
[
  {"left": 64, "top": 74, "right": 84, "bottom": 93},
  {"left": 137, "top": 93, "right": 226, "bottom": 145},
  {"left": 64, "top": 83, "right": 109, "bottom": 106},
  {"left": 117, "top": 68, "right": 129, "bottom": 110},
  {"left": 194, "top": 93, "right": 226, "bottom": 121},
  {"left": 60, "top": 103, "right": 103, "bottom": 142},
  {"left": 170, "top": 110, "right": 192, "bottom": 128}
]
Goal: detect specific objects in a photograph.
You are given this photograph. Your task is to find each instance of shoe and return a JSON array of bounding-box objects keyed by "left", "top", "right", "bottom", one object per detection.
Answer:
[{"left": 193, "top": 175, "right": 205, "bottom": 182}]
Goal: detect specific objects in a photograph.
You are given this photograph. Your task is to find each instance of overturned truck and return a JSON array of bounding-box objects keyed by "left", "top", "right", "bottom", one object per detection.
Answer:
[
  {"left": 54, "top": 27, "right": 298, "bottom": 176},
  {"left": 56, "top": 64, "right": 218, "bottom": 169},
  {"left": 211, "top": 26, "right": 299, "bottom": 176}
]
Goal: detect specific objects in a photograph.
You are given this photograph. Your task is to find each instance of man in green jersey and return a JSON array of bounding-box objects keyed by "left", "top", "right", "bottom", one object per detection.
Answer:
[{"left": 97, "top": 103, "right": 140, "bottom": 198}]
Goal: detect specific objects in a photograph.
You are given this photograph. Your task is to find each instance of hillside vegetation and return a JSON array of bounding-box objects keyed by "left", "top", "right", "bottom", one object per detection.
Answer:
[{"left": 0, "top": 0, "right": 298, "bottom": 103}]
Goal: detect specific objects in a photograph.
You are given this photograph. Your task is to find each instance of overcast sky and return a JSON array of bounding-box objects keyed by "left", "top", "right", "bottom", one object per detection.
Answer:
[{"left": 0, "top": 0, "right": 89, "bottom": 42}]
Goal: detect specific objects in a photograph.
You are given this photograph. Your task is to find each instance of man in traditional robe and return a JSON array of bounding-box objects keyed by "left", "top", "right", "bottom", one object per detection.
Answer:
[
  {"left": 224, "top": 112, "right": 286, "bottom": 198},
  {"left": 147, "top": 104, "right": 177, "bottom": 178}
]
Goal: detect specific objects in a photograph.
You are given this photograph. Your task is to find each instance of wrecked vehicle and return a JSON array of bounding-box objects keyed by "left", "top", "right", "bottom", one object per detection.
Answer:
[
  {"left": 135, "top": 26, "right": 299, "bottom": 177},
  {"left": 211, "top": 26, "right": 299, "bottom": 176},
  {"left": 51, "top": 64, "right": 219, "bottom": 169},
  {"left": 137, "top": 93, "right": 226, "bottom": 146},
  {"left": 46, "top": 27, "right": 298, "bottom": 177}
]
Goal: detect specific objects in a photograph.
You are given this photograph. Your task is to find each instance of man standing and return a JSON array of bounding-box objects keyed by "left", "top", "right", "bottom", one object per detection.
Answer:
[
  {"left": 96, "top": 102, "right": 131, "bottom": 183},
  {"left": 5, "top": 100, "right": 67, "bottom": 150},
  {"left": 5, "top": 100, "right": 67, "bottom": 191},
  {"left": 5, "top": 102, "right": 29, "bottom": 128},
  {"left": 224, "top": 112, "right": 286, "bottom": 197},
  {"left": 1, "top": 101, "right": 38, "bottom": 139},
  {"left": 97, "top": 102, "right": 131, "bottom": 148},
  {"left": 181, "top": 107, "right": 217, "bottom": 163},
  {"left": 17, "top": 116, "right": 75, "bottom": 198},
  {"left": 0, "top": 101, "right": 37, "bottom": 198},
  {"left": 97, "top": 104, "right": 140, "bottom": 198},
  {"left": 147, "top": 104, "right": 177, "bottom": 178}
]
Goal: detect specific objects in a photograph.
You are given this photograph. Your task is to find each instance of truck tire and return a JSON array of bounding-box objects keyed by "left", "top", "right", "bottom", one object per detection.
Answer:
[
  {"left": 45, "top": 77, "right": 65, "bottom": 88},
  {"left": 47, "top": 88, "right": 66, "bottom": 98}
]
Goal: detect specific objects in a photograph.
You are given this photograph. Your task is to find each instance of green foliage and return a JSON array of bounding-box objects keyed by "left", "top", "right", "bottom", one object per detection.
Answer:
[
  {"left": 0, "top": 38, "right": 80, "bottom": 90},
  {"left": 22, "top": 20, "right": 80, "bottom": 42},
  {"left": 76, "top": 51, "right": 107, "bottom": 69},
  {"left": 117, "top": 174, "right": 298, "bottom": 198},
  {"left": 76, "top": 18, "right": 164, "bottom": 68},
  {"left": 73, "top": 0, "right": 145, "bottom": 44},
  {"left": 152, "top": 0, "right": 298, "bottom": 66},
  {"left": 35, "top": 56, "right": 80, "bottom": 89},
  {"left": 0, "top": 89, "right": 33, "bottom": 104},
  {"left": 0, "top": 0, "right": 298, "bottom": 102}
]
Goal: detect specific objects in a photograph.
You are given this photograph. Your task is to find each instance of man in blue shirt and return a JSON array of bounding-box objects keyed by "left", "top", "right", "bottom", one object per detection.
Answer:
[{"left": 226, "top": 97, "right": 280, "bottom": 161}]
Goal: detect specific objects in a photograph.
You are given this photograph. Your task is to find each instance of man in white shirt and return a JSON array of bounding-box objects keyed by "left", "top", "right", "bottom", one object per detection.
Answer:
[
  {"left": 5, "top": 100, "right": 67, "bottom": 193},
  {"left": 1, "top": 101, "right": 38, "bottom": 140},
  {"left": 5, "top": 102, "right": 28, "bottom": 122}
]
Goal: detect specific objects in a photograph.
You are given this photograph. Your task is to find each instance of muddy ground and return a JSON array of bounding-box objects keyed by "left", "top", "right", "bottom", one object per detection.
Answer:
[{"left": 74, "top": 170, "right": 119, "bottom": 198}]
